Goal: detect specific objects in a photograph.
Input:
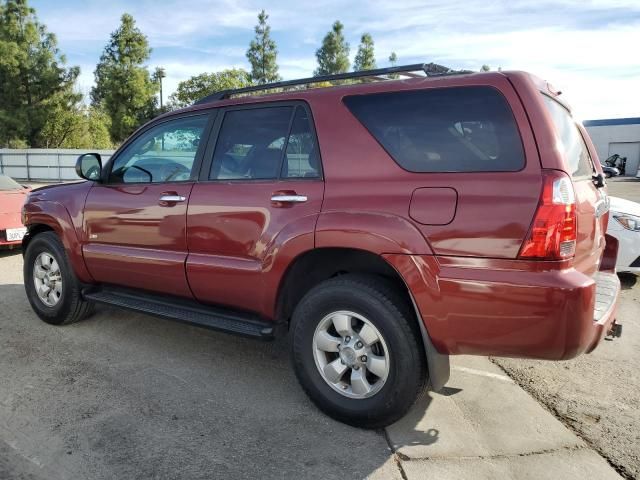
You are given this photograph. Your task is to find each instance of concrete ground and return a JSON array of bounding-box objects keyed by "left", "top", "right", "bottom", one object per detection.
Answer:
[{"left": 0, "top": 250, "right": 623, "bottom": 479}]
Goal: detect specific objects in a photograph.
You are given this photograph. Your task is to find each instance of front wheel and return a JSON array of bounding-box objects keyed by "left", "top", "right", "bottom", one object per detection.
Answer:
[
  {"left": 24, "top": 231, "right": 93, "bottom": 325},
  {"left": 290, "top": 275, "right": 427, "bottom": 428}
]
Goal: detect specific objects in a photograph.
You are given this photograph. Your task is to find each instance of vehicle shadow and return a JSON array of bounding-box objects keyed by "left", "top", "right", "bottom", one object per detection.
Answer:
[
  {"left": 618, "top": 272, "right": 637, "bottom": 290},
  {"left": 0, "top": 248, "right": 22, "bottom": 259},
  {"left": 0, "top": 281, "right": 444, "bottom": 480}
]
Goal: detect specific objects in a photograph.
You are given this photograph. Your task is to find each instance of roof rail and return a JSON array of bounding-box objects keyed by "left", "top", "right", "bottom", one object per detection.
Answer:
[{"left": 194, "top": 63, "right": 472, "bottom": 105}]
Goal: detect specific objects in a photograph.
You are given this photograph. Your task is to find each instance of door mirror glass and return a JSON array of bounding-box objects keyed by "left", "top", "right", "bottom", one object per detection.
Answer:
[{"left": 76, "top": 153, "right": 102, "bottom": 181}]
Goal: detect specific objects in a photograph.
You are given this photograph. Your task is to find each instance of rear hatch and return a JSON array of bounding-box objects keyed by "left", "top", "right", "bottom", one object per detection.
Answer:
[{"left": 541, "top": 95, "right": 607, "bottom": 277}]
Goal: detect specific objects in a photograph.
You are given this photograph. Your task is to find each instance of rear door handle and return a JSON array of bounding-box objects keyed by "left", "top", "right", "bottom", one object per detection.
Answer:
[
  {"left": 270, "top": 194, "right": 308, "bottom": 203},
  {"left": 159, "top": 195, "right": 186, "bottom": 202}
]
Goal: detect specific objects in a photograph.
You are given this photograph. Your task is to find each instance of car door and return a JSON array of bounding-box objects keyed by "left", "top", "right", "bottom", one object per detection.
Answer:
[
  {"left": 186, "top": 103, "right": 324, "bottom": 316},
  {"left": 83, "top": 112, "right": 213, "bottom": 297}
]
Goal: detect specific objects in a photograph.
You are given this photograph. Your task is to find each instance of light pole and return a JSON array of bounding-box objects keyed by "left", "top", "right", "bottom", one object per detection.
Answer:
[{"left": 155, "top": 67, "right": 166, "bottom": 109}]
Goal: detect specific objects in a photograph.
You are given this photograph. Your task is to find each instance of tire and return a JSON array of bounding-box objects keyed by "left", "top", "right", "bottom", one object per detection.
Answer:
[
  {"left": 23, "top": 231, "right": 94, "bottom": 325},
  {"left": 290, "top": 274, "right": 427, "bottom": 428}
]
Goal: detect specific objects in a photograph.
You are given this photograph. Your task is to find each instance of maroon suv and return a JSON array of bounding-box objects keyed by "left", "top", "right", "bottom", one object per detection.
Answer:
[{"left": 21, "top": 64, "right": 621, "bottom": 428}]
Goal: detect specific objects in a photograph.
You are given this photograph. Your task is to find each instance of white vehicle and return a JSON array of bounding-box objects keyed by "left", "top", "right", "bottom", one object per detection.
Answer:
[{"left": 608, "top": 196, "right": 640, "bottom": 274}]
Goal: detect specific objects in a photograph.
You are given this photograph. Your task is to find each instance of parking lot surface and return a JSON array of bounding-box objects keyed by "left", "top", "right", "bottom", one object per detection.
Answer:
[{"left": 0, "top": 248, "right": 625, "bottom": 479}]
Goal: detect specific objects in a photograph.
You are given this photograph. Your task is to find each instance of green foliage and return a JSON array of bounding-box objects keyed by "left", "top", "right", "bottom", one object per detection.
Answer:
[
  {"left": 388, "top": 51, "right": 399, "bottom": 78},
  {"left": 480, "top": 64, "right": 491, "bottom": 72},
  {"left": 388, "top": 51, "right": 398, "bottom": 67},
  {"left": 0, "top": 0, "right": 80, "bottom": 147},
  {"left": 39, "top": 104, "right": 112, "bottom": 149},
  {"left": 152, "top": 66, "right": 168, "bottom": 110},
  {"left": 314, "top": 21, "right": 350, "bottom": 76},
  {"left": 353, "top": 33, "right": 376, "bottom": 71},
  {"left": 168, "top": 69, "right": 251, "bottom": 108},
  {"left": 246, "top": 10, "right": 280, "bottom": 85},
  {"left": 91, "top": 13, "right": 158, "bottom": 143}
]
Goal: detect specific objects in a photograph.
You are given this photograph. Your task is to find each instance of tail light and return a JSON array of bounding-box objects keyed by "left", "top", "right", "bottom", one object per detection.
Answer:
[{"left": 519, "top": 170, "right": 577, "bottom": 260}]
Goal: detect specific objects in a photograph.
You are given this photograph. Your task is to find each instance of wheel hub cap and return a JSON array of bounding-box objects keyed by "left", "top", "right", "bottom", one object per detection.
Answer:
[
  {"left": 33, "top": 251, "right": 63, "bottom": 307},
  {"left": 339, "top": 346, "right": 357, "bottom": 366},
  {"left": 312, "top": 310, "right": 390, "bottom": 399}
]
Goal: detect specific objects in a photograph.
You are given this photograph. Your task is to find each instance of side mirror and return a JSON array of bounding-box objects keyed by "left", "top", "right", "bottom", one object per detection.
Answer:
[{"left": 76, "top": 153, "right": 102, "bottom": 182}]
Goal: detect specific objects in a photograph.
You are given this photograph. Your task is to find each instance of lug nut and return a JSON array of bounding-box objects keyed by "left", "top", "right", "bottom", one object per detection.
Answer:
[
  {"left": 353, "top": 365, "right": 360, "bottom": 370},
  {"left": 360, "top": 355, "right": 367, "bottom": 362},
  {"left": 345, "top": 336, "right": 351, "bottom": 342},
  {"left": 356, "top": 341, "right": 363, "bottom": 349}
]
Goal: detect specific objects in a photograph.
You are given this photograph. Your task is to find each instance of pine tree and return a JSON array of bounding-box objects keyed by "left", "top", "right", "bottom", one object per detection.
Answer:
[
  {"left": 353, "top": 33, "right": 376, "bottom": 71},
  {"left": 91, "top": 13, "right": 158, "bottom": 143},
  {"left": 388, "top": 51, "right": 399, "bottom": 78},
  {"left": 246, "top": 10, "right": 280, "bottom": 84},
  {"left": 0, "top": 0, "right": 80, "bottom": 147},
  {"left": 314, "top": 21, "right": 350, "bottom": 76}
]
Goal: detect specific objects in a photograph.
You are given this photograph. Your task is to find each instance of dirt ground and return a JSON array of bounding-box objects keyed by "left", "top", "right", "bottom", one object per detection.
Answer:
[{"left": 493, "top": 177, "right": 640, "bottom": 480}]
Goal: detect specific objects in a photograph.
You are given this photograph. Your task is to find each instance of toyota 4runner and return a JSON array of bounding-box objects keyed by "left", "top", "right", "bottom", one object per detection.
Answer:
[{"left": 21, "top": 64, "right": 621, "bottom": 428}]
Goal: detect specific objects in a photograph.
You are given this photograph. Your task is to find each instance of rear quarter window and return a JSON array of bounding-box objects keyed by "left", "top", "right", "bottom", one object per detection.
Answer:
[
  {"left": 343, "top": 86, "right": 525, "bottom": 173},
  {"left": 541, "top": 95, "right": 594, "bottom": 179}
]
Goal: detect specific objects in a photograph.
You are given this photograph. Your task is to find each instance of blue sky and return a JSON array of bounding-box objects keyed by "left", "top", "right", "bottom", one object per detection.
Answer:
[{"left": 31, "top": 0, "right": 640, "bottom": 119}]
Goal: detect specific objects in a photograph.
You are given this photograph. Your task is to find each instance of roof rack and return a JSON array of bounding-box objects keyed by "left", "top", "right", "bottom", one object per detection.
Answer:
[{"left": 194, "top": 63, "right": 472, "bottom": 105}]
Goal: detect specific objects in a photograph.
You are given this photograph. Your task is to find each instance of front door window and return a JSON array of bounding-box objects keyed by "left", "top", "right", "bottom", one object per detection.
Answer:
[{"left": 109, "top": 115, "right": 209, "bottom": 184}]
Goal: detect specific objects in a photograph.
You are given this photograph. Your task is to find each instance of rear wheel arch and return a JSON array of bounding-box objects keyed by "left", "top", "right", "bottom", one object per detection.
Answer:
[{"left": 275, "top": 247, "right": 450, "bottom": 390}]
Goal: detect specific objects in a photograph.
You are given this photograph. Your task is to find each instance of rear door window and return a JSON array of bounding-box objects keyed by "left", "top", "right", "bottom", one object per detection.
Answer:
[
  {"left": 343, "top": 86, "right": 525, "bottom": 173},
  {"left": 541, "top": 95, "right": 594, "bottom": 179},
  {"left": 209, "top": 105, "right": 321, "bottom": 180}
]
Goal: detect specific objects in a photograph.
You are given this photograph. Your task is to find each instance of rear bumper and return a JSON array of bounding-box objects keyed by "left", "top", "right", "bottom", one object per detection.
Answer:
[{"left": 384, "top": 253, "right": 620, "bottom": 361}]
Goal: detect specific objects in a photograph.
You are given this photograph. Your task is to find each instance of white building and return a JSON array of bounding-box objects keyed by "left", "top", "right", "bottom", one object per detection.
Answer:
[{"left": 584, "top": 118, "right": 640, "bottom": 176}]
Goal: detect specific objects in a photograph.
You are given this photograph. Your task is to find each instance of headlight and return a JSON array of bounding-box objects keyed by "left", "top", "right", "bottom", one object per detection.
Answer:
[{"left": 614, "top": 214, "right": 640, "bottom": 231}]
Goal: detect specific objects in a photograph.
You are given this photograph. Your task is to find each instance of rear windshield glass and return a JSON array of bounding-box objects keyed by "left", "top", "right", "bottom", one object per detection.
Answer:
[
  {"left": 0, "top": 175, "right": 22, "bottom": 190},
  {"left": 343, "top": 86, "right": 525, "bottom": 173},
  {"left": 541, "top": 95, "right": 594, "bottom": 178}
]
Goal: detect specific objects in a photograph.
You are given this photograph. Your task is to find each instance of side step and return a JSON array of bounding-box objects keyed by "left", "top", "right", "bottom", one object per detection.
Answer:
[{"left": 83, "top": 287, "right": 274, "bottom": 340}]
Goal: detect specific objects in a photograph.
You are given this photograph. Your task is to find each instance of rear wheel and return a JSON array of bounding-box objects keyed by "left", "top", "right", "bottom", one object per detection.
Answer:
[
  {"left": 24, "top": 231, "right": 93, "bottom": 325},
  {"left": 290, "top": 275, "right": 427, "bottom": 428}
]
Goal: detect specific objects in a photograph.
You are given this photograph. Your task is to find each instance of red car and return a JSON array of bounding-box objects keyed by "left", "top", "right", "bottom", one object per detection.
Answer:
[
  {"left": 21, "top": 64, "right": 621, "bottom": 428},
  {"left": 0, "top": 175, "right": 29, "bottom": 248}
]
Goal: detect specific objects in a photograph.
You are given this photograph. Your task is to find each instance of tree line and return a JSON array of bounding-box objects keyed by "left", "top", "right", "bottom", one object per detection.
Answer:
[{"left": 0, "top": 0, "right": 488, "bottom": 149}]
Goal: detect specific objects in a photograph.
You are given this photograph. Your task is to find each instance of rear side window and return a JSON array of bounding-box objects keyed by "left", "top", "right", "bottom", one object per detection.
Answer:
[
  {"left": 209, "top": 105, "right": 321, "bottom": 180},
  {"left": 541, "top": 95, "right": 594, "bottom": 178},
  {"left": 343, "top": 86, "right": 525, "bottom": 173},
  {"left": 210, "top": 107, "right": 293, "bottom": 180}
]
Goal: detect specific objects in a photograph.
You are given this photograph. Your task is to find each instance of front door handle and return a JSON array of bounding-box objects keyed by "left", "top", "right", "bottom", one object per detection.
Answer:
[
  {"left": 159, "top": 194, "right": 186, "bottom": 203},
  {"left": 271, "top": 194, "right": 308, "bottom": 203}
]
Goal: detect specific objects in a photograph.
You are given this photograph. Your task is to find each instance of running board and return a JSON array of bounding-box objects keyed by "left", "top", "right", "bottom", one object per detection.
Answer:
[{"left": 82, "top": 287, "right": 274, "bottom": 339}]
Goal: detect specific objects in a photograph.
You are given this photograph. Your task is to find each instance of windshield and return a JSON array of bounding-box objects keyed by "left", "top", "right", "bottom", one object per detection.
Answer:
[{"left": 0, "top": 175, "right": 22, "bottom": 191}]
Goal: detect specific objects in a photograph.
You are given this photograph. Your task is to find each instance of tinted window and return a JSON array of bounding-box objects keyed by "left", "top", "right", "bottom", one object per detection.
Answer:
[
  {"left": 343, "top": 86, "right": 525, "bottom": 172},
  {"left": 109, "top": 115, "right": 208, "bottom": 184},
  {"left": 282, "top": 107, "right": 320, "bottom": 178},
  {"left": 210, "top": 107, "right": 293, "bottom": 180},
  {"left": 542, "top": 95, "right": 594, "bottom": 178}
]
